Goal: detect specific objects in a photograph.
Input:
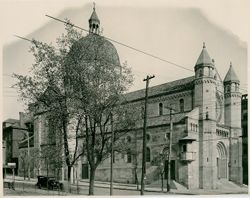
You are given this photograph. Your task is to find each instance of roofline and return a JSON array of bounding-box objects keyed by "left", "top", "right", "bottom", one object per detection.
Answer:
[{"left": 124, "top": 76, "right": 195, "bottom": 103}]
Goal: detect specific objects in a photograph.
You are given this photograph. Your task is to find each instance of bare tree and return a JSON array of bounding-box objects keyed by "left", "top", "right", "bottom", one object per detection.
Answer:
[
  {"left": 151, "top": 147, "right": 169, "bottom": 192},
  {"left": 19, "top": 150, "right": 28, "bottom": 180}
]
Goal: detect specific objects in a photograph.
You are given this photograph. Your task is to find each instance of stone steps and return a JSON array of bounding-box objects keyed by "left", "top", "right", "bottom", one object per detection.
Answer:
[{"left": 217, "top": 179, "right": 242, "bottom": 190}]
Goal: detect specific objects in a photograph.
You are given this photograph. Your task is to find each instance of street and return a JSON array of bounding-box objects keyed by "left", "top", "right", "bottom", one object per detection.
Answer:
[
  {"left": 3, "top": 179, "right": 248, "bottom": 196},
  {"left": 4, "top": 186, "right": 169, "bottom": 196}
]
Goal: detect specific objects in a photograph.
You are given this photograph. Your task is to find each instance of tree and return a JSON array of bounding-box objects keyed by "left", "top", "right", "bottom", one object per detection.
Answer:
[
  {"left": 19, "top": 149, "right": 28, "bottom": 180},
  {"left": 64, "top": 32, "right": 139, "bottom": 194},
  {"left": 151, "top": 147, "right": 169, "bottom": 192},
  {"left": 14, "top": 21, "right": 138, "bottom": 195},
  {"left": 14, "top": 21, "right": 85, "bottom": 188}
]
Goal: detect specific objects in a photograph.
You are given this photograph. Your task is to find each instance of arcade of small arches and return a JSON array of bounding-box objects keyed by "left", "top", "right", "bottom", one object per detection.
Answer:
[{"left": 216, "top": 129, "right": 229, "bottom": 137}]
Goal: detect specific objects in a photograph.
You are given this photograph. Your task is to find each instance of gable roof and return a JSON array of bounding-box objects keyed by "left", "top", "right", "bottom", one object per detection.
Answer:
[{"left": 124, "top": 76, "right": 195, "bottom": 102}]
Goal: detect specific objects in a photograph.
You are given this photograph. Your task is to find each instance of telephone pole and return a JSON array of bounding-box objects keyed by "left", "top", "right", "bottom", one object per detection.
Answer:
[
  {"left": 110, "top": 112, "right": 114, "bottom": 196},
  {"left": 165, "top": 106, "right": 174, "bottom": 192},
  {"left": 141, "top": 75, "right": 155, "bottom": 195}
]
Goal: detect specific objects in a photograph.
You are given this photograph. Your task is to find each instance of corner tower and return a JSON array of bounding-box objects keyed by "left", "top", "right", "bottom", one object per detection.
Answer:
[
  {"left": 194, "top": 42, "right": 216, "bottom": 120},
  {"left": 194, "top": 43, "right": 217, "bottom": 189},
  {"left": 224, "top": 62, "right": 242, "bottom": 185}
]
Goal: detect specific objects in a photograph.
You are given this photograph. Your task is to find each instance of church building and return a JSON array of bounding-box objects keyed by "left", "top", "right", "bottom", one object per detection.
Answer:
[
  {"left": 20, "top": 6, "right": 243, "bottom": 190},
  {"left": 85, "top": 7, "right": 243, "bottom": 189}
]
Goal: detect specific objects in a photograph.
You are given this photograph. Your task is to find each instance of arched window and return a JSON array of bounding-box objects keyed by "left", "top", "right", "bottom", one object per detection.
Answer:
[
  {"left": 199, "top": 69, "right": 203, "bottom": 77},
  {"left": 235, "top": 83, "right": 239, "bottom": 91},
  {"left": 127, "top": 149, "right": 132, "bottom": 163},
  {"left": 146, "top": 147, "right": 151, "bottom": 162},
  {"left": 180, "top": 99, "right": 184, "bottom": 112},
  {"left": 159, "top": 103, "right": 163, "bottom": 116},
  {"left": 146, "top": 134, "right": 150, "bottom": 142}
]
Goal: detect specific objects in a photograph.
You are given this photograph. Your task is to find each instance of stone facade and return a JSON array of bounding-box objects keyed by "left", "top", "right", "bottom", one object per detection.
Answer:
[{"left": 85, "top": 43, "right": 242, "bottom": 189}]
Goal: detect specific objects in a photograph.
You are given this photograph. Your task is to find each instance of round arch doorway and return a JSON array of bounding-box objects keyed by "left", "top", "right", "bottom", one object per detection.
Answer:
[{"left": 216, "top": 142, "right": 228, "bottom": 179}]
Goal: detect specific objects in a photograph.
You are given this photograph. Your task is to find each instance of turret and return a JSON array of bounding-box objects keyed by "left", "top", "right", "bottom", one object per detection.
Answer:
[
  {"left": 194, "top": 42, "right": 216, "bottom": 121},
  {"left": 224, "top": 62, "right": 241, "bottom": 128}
]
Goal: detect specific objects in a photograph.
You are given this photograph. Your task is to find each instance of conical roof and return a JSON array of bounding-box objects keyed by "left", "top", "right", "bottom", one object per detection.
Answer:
[
  {"left": 195, "top": 42, "right": 214, "bottom": 67},
  {"left": 224, "top": 62, "right": 240, "bottom": 83},
  {"left": 89, "top": 8, "right": 100, "bottom": 22}
]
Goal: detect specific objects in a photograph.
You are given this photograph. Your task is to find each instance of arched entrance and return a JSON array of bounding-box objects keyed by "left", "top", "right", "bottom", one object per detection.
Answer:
[{"left": 216, "top": 142, "right": 227, "bottom": 179}]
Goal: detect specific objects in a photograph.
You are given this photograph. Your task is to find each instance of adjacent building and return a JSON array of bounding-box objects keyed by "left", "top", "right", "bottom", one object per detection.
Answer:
[
  {"left": 2, "top": 114, "right": 34, "bottom": 176},
  {"left": 241, "top": 94, "right": 248, "bottom": 185}
]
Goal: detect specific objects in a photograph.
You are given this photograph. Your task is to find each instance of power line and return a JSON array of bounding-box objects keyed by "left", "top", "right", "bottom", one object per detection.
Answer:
[
  {"left": 45, "top": 14, "right": 193, "bottom": 73},
  {"left": 44, "top": 14, "right": 248, "bottom": 94},
  {"left": 12, "top": 25, "right": 248, "bottom": 93}
]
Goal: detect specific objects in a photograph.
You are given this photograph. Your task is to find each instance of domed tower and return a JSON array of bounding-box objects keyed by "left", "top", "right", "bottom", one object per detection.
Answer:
[
  {"left": 224, "top": 62, "right": 241, "bottom": 128},
  {"left": 89, "top": 4, "right": 100, "bottom": 34},
  {"left": 194, "top": 43, "right": 217, "bottom": 189}
]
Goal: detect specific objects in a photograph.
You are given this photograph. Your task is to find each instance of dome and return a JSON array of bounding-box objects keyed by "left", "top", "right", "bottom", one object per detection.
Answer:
[{"left": 68, "top": 33, "right": 120, "bottom": 67}]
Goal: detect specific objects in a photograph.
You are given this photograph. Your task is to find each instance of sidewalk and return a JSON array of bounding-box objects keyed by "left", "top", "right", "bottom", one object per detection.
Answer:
[{"left": 4, "top": 175, "right": 248, "bottom": 195}]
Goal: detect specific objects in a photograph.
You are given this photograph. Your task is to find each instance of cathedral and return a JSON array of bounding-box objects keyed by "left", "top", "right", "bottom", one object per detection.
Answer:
[{"left": 18, "top": 6, "right": 243, "bottom": 190}]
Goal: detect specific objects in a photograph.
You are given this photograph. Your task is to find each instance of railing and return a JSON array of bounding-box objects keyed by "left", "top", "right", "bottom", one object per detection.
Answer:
[{"left": 180, "top": 152, "right": 196, "bottom": 161}]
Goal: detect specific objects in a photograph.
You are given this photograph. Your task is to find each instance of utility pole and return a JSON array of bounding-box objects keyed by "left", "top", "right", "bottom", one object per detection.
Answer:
[
  {"left": 166, "top": 106, "right": 174, "bottom": 192},
  {"left": 141, "top": 75, "right": 155, "bottom": 195},
  {"left": 110, "top": 112, "right": 114, "bottom": 196},
  {"left": 27, "top": 131, "right": 30, "bottom": 181}
]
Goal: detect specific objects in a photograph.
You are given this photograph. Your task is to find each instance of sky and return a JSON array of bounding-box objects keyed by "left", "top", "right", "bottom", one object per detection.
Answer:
[{"left": 1, "top": 0, "right": 249, "bottom": 120}]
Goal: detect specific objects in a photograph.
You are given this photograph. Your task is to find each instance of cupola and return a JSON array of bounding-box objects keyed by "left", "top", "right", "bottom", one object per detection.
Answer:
[{"left": 89, "top": 3, "right": 100, "bottom": 34}]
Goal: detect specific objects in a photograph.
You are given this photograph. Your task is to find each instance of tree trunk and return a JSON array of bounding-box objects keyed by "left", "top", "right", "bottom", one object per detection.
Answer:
[
  {"left": 67, "top": 165, "right": 72, "bottom": 193},
  {"left": 89, "top": 166, "right": 96, "bottom": 195},
  {"left": 134, "top": 167, "right": 139, "bottom": 190},
  {"left": 161, "top": 173, "right": 164, "bottom": 192}
]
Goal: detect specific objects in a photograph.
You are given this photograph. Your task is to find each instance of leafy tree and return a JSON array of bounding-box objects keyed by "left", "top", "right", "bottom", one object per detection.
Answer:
[
  {"left": 64, "top": 32, "right": 139, "bottom": 194},
  {"left": 14, "top": 21, "right": 84, "bottom": 187},
  {"left": 14, "top": 21, "right": 139, "bottom": 195}
]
